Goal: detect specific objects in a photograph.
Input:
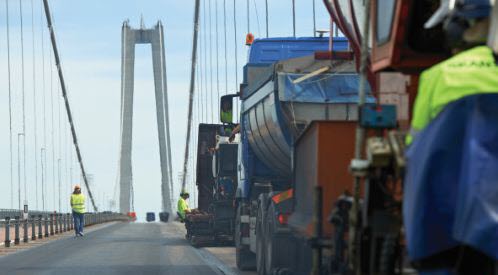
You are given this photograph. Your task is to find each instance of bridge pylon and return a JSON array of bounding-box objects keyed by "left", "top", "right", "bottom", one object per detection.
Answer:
[{"left": 118, "top": 20, "right": 173, "bottom": 215}]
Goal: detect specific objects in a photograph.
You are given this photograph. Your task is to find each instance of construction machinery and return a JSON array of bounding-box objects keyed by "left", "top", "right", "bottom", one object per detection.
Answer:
[
  {"left": 324, "top": 1, "right": 498, "bottom": 274},
  {"left": 184, "top": 124, "right": 238, "bottom": 247}
]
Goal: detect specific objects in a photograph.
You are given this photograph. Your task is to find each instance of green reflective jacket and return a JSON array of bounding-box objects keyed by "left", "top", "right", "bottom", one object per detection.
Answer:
[
  {"left": 221, "top": 111, "right": 232, "bottom": 123},
  {"left": 177, "top": 197, "right": 190, "bottom": 220},
  {"left": 71, "top": 194, "right": 86, "bottom": 214},
  {"left": 407, "top": 46, "right": 498, "bottom": 145}
]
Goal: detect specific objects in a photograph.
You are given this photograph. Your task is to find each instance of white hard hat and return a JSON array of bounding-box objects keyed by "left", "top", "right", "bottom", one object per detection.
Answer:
[{"left": 425, "top": 0, "right": 457, "bottom": 29}]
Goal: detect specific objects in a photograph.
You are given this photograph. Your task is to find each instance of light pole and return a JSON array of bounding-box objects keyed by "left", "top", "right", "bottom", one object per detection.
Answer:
[
  {"left": 17, "top": 133, "right": 24, "bottom": 210},
  {"left": 57, "top": 158, "right": 61, "bottom": 212},
  {"left": 41, "top": 148, "right": 46, "bottom": 211}
]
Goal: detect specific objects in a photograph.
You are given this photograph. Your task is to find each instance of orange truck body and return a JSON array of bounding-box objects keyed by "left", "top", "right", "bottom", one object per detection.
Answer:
[{"left": 290, "top": 121, "right": 357, "bottom": 238}]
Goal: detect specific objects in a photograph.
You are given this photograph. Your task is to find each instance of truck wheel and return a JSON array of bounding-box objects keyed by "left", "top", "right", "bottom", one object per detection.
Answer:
[
  {"left": 235, "top": 204, "right": 256, "bottom": 270},
  {"left": 379, "top": 234, "right": 399, "bottom": 275},
  {"left": 265, "top": 203, "right": 293, "bottom": 275},
  {"left": 256, "top": 202, "right": 266, "bottom": 274}
]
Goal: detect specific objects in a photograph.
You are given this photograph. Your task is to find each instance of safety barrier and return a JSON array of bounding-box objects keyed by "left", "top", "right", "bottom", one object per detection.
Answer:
[{"left": 1, "top": 212, "right": 129, "bottom": 248}]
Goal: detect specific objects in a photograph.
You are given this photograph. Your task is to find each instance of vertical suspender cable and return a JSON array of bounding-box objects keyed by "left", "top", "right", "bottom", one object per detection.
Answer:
[
  {"left": 42, "top": 0, "right": 98, "bottom": 211},
  {"left": 19, "top": 0, "right": 28, "bottom": 206},
  {"left": 312, "top": 0, "right": 316, "bottom": 36},
  {"left": 31, "top": 0, "right": 39, "bottom": 210},
  {"left": 181, "top": 0, "right": 201, "bottom": 192},
  {"left": 5, "top": 0, "right": 14, "bottom": 209},
  {"left": 223, "top": 0, "right": 228, "bottom": 94},
  {"left": 208, "top": 0, "right": 214, "bottom": 123},
  {"left": 199, "top": 19, "right": 204, "bottom": 123},
  {"left": 40, "top": 2, "right": 47, "bottom": 211},
  {"left": 292, "top": 0, "right": 296, "bottom": 37},
  {"left": 265, "top": 0, "right": 269, "bottom": 38},
  {"left": 233, "top": 0, "right": 239, "bottom": 121},
  {"left": 203, "top": 0, "right": 208, "bottom": 121},
  {"left": 252, "top": 0, "right": 261, "bottom": 36},
  {"left": 215, "top": 0, "right": 220, "bottom": 121},
  {"left": 246, "top": 0, "right": 250, "bottom": 34},
  {"left": 50, "top": 44, "right": 56, "bottom": 210},
  {"left": 58, "top": 83, "right": 62, "bottom": 211}
]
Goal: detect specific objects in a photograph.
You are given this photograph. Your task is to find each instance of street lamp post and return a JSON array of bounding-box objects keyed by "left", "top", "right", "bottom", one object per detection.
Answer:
[{"left": 17, "top": 133, "right": 24, "bottom": 210}]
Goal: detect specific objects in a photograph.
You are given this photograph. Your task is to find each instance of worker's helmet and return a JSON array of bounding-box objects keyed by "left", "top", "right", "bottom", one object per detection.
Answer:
[
  {"left": 426, "top": 0, "right": 493, "bottom": 47},
  {"left": 74, "top": 185, "right": 81, "bottom": 190},
  {"left": 180, "top": 191, "right": 190, "bottom": 197}
]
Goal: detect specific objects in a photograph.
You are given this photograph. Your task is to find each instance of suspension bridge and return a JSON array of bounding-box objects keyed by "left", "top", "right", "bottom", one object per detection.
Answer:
[{"left": 0, "top": 0, "right": 327, "bottom": 274}]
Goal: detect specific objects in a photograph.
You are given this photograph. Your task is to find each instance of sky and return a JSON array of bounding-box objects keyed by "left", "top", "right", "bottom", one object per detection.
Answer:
[{"left": 0, "top": 0, "right": 332, "bottom": 221}]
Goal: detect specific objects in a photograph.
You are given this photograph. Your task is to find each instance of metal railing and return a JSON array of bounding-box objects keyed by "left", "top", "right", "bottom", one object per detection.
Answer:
[{"left": 1, "top": 211, "right": 129, "bottom": 248}]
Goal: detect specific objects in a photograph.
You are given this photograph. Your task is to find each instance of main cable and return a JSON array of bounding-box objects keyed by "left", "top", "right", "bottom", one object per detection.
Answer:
[{"left": 42, "top": 0, "right": 98, "bottom": 211}]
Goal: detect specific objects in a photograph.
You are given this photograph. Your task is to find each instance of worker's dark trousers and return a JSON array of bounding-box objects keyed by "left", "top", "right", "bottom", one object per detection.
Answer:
[{"left": 72, "top": 212, "right": 84, "bottom": 235}]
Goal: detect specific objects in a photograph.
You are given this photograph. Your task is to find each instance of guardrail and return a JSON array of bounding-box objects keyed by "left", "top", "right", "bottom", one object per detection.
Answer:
[{"left": 1, "top": 212, "right": 129, "bottom": 248}]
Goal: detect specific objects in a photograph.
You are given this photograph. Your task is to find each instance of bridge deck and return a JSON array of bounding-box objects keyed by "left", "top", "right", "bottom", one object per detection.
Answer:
[{"left": 0, "top": 222, "right": 254, "bottom": 275}]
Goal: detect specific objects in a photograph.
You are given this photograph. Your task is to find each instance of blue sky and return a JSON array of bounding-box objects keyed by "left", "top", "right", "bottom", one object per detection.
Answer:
[{"left": 0, "top": 0, "right": 332, "bottom": 220}]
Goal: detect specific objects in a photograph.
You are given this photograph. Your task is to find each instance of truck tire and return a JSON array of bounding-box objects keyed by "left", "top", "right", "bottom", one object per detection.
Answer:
[
  {"left": 264, "top": 203, "right": 293, "bottom": 275},
  {"left": 379, "top": 234, "right": 399, "bottom": 275},
  {"left": 235, "top": 204, "right": 256, "bottom": 270}
]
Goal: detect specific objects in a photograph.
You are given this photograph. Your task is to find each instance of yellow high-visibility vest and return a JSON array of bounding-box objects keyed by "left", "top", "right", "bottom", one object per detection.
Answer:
[
  {"left": 71, "top": 194, "right": 86, "bottom": 214},
  {"left": 407, "top": 46, "right": 498, "bottom": 145},
  {"left": 177, "top": 197, "right": 190, "bottom": 220}
]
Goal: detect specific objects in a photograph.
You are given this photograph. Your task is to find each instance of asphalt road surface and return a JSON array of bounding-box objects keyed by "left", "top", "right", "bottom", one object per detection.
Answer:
[{"left": 0, "top": 222, "right": 255, "bottom": 275}]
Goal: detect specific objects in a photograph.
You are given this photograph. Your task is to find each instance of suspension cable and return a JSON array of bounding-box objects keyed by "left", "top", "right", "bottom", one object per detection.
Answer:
[
  {"left": 312, "top": 0, "right": 317, "bottom": 36},
  {"left": 233, "top": 0, "right": 239, "bottom": 121},
  {"left": 292, "top": 0, "right": 296, "bottom": 37},
  {"left": 31, "top": 0, "right": 39, "bottom": 210},
  {"left": 40, "top": 1, "right": 47, "bottom": 211},
  {"left": 198, "top": 14, "right": 203, "bottom": 123},
  {"left": 203, "top": 0, "right": 208, "bottom": 121},
  {"left": 50, "top": 43, "right": 56, "bottom": 210},
  {"left": 223, "top": 0, "right": 228, "bottom": 94},
  {"left": 252, "top": 0, "right": 261, "bottom": 36},
  {"left": 215, "top": 0, "right": 220, "bottom": 121},
  {"left": 42, "top": 0, "right": 98, "bottom": 211},
  {"left": 180, "top": 0, "right": 201, "bottom": 192},
  {"left": 209, "top": 0, "right": 214, "bottom": 123},
  {"left": 19, "top": 0, "right": 28, "bottom": 208},
  {"left": 246, "top": 0, "right": 250, "bottom": 34},
  {"left": 58, "top": 92, "right": 62, "bottom": 212},
  {"left": 5, "top": 0, "right": 14, "bottom": 209},
  {"left": 265, "top": 0, "right": 269, "bottom": 38}
]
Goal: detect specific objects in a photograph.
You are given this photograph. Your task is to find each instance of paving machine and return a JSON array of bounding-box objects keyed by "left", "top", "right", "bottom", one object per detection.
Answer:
[{"left": 185, "top": 124, "right": 238, "bottom": 247}]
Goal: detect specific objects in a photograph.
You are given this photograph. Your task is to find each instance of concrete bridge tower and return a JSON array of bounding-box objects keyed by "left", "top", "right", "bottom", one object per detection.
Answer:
[{"left": 118, "top": 19, "right": 173, "bottom": 215}]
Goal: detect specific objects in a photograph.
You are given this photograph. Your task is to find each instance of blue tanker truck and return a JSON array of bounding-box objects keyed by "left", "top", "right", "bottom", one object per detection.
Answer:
[{"left": 220, "top": 36, "right": 373, "bottom": 274}]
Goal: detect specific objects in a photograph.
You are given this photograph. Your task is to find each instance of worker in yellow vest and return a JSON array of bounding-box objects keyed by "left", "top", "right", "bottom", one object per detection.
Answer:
[
  {"left": 71, "top": 185, "right": 86, "bottom": 237},
  {"left": 406, "top": 0, "right": 498, "bottom": 145},
  {"left": 177, "top": 192, "right": 191, "bottom": 222}
]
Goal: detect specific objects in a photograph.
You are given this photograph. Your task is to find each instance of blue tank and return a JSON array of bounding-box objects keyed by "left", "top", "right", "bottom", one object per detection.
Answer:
[{"left": 237, "top": 37, "right": 374, "bottom": 198}]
